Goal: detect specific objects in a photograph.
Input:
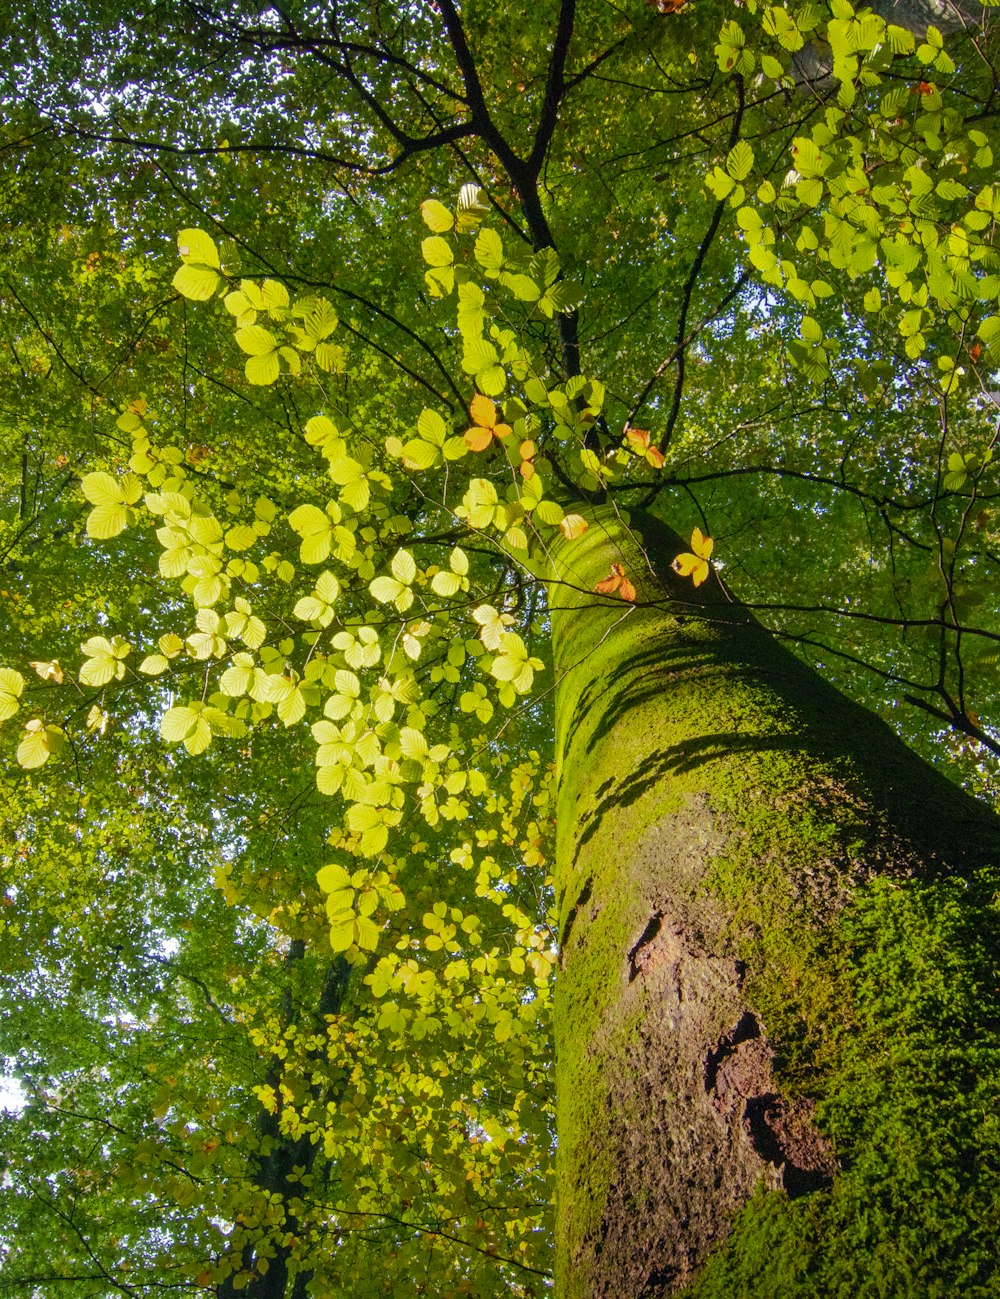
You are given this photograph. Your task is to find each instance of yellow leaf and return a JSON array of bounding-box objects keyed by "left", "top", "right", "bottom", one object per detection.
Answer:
[
  {"left": 0, "top": 667, "right": 25, "bottom": 721},
  {"left": 559, "top": 514, "right": 589, "bottom": 540},
  {"left": 172, "top": 263, "right": 220, "bottom": 301},
  {"left": 420, "top": 199, "right": 454, "bottom": 233},
  {"left": 81, "top": 471, "right": 124, "bottom": 507},
  {"left": 245, "top": 353, "right": 280, "bottom": 386},
  {"left": 17, "top": 720, "right": 63, "bottom": 769},
  {"left": 86, "top": 503, "right": 130, "bottom": 539},
  {"left": 672, "top": 528, "right": 713, "bottom": 586},
  {"left": 176, "top": 228, "right": 220, "bottom": 268},
  {"left": 30, "top": 660, "right": 64, "bottom": 683}
]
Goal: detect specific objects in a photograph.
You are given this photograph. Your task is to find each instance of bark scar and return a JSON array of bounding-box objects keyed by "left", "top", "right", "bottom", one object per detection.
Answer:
[
  {"left": 627, "top": 912, "right": 663, "bottom": 982},
  {"left": 704, "top": 1012, "right": 837, "bottom": 1198}
]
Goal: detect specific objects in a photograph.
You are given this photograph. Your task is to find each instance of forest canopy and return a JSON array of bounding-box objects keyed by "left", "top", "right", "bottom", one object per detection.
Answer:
[{"left": 2, "top": 0, "right": 1000, "bottom": 1295}]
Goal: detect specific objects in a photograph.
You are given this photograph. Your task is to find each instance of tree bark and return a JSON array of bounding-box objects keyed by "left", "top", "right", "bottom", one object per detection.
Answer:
[{"left": 547, "top": 507, "right": 1000, "bottom": 1298}]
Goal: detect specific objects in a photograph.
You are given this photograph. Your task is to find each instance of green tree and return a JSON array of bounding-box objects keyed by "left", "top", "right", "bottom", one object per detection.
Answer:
[{"left": 3, "top": 1, "right": 1000, "bottom": 1295}]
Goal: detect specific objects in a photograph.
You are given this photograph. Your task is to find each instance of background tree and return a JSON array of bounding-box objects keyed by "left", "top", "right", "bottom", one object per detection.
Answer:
[{"left": 2, "top": 0, "right": 1000, "bottom": 1295}]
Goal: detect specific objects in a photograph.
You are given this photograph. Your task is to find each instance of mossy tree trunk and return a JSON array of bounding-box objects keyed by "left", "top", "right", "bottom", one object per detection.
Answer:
[{"left": 548, "top": 508, "right": 1000, "bottom": 1299}]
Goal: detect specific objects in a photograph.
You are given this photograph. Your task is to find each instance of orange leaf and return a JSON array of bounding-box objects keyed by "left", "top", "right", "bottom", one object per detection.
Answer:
[
  {"left": 595, "top": 562, "right": 634, "bottom": 599},
  {"left": 594, "top": 565, "right": 623, "bottom": 595},
  {"left": 469, "top": 393, "right": 497, "bottom": 428},
  {"left": 626, "top": 426, "right": 665, "bottom": 470},
  {"left": 464, "top": 426, "right": 493, "bottom": 452}
]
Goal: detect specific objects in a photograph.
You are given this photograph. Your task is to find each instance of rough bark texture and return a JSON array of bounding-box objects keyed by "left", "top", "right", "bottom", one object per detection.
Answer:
[{"left": 547, "top": 508, "right": 1000, "bottom": 1299}]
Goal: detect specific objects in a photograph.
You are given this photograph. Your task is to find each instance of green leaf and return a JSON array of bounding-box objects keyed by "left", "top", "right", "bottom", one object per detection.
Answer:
[
  {"left": 333, "top": 668, "right": 361, "bottom": 699},
  {"left": 431, "top": 570, "right": 461, "bottom": 597},
  {"left": 294, "top": 595, "right": 332, "bottom": 624},
  {"left": 339, "top": 477, "right": 370, "bottom": 512},
  {"left": 225, "top": 524, "right": 257, "bottom": 551},
  {"left": 262, "top": 279, "right": 289, "bottom": 312},
  {"left": 315, "top": 341, "right": 347, "bottom": 372},
  {"left": 370, "top": 575, "right": 406, "bottom": 604},
  {"left": 474, "top": 229, "right": 504, "bottom": 272},
  {"left": 535, "top": 499, "right": 564, "bottom": 526},
  {"left": 726, "top": 142, "right": 754, "bottom": 182},
  {"left": 478, "top": 365, "right": 506, "bottom": 396},
  {"left": 706, "top": 167, "right": 735, "bottom": 201},
  {"left": 355, "top": 915, "right": 380, "bottom": 950},
  {"left": 500, "top": 272, "right": 540, "bottom": 302},
  {"left": 463, "top": 338, "right": 499, "bottom": 376},
  {"left": 328, "top": 913, "right": 357, "bottom": 952},
  {"left": 161, "top": 704, "right": 202, "bottom": 742},
  {"left": 417, "top": 409, "right": 448, "bottom": 445},
  {"left": 800, "top": 316, "right": 822, "bottom": 344},
  {"left": 82, "top": 472, "right": 125, "bottom": 507},
  {"left": 86, "top": 502, "right": 131, "bottom": 539},
  {"left": 401, "top": 439, "right": 441, "bottom": 470}
]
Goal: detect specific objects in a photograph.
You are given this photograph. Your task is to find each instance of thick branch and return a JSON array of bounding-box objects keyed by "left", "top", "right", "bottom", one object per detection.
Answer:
[{"left": 528, "top": 0, "right": 577, "bottom": 172}]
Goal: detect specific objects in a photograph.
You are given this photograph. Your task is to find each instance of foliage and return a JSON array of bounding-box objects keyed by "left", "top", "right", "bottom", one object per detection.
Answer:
[{"left": 3, "top": 0, "right": 1000, "bottom": 1293}]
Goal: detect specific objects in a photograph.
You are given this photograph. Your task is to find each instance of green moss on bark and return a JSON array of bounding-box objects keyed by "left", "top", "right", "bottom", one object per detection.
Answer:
[
  {"left": 687, "top": 871, "right": 1000, "bottom": 1299},
  {"left": 547, "top": 508, "right": 1000, "bottom": 1298}
]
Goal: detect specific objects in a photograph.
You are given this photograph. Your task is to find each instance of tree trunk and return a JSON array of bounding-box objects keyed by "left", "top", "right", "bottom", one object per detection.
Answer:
[
  {"left": 548, "top": 507, "right": 1000, "bottom": 1298},
  {"left": 216, "top": 953, "right": 351, "bottom": 1299}
]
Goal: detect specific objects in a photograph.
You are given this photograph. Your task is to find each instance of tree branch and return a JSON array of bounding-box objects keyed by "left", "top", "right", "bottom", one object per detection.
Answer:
[{"left": 528, "top": 0, "right": 576, "bottom": 172}]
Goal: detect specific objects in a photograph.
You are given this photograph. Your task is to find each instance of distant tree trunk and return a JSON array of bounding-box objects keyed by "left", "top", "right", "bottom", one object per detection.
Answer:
[
  {"left": 217, "top": 952, "right": 350, "bottom": 1299},
  {"left": 548, "top": 508, "right": 1000, "bottom": 1298}
]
